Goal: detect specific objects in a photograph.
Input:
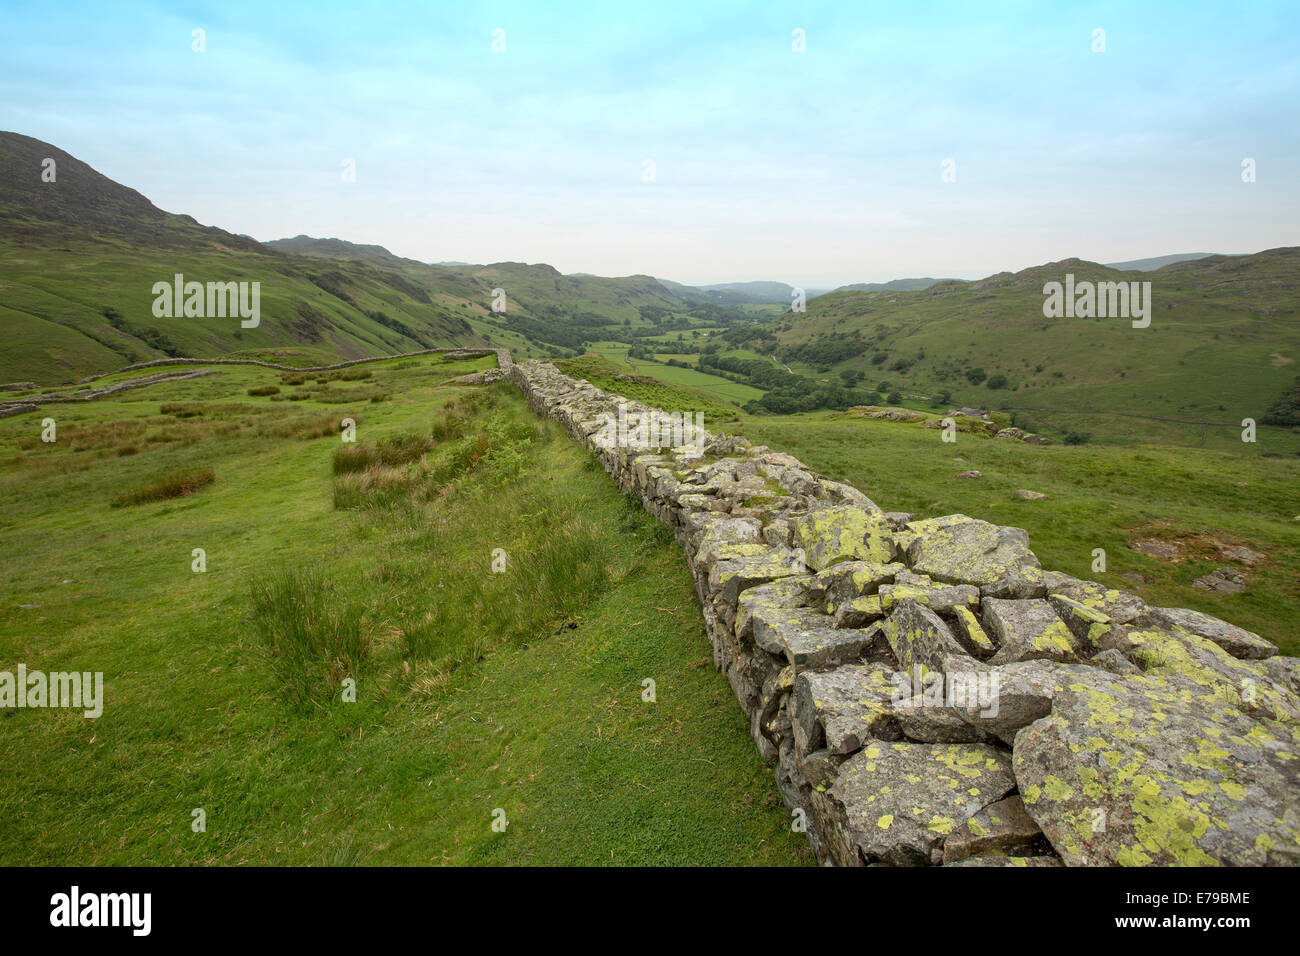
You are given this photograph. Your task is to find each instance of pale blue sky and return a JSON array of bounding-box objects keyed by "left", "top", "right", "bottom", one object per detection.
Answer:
[{"left": 2, "top": 0, "right": 1297, "bottom": 286}]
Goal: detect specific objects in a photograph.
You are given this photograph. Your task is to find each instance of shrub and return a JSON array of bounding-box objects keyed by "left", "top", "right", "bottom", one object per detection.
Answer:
[
  {"left": 160, "top": 402, "right": 204, "bottom": 418},
  {"left": 986, "top": 373, "right": 1009, "bottom": 390},
  {"left": 248, "top": 385, "right": 281, "bottom": 397},
  {"left": 1064, "top": 431, "right": 1091, "bottom": 445}
]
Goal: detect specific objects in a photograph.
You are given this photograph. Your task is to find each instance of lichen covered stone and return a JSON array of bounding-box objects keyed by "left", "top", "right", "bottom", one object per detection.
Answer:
[
  {"left": 906, "top": 514, "right": 1044, "bottom": 598},
  {"left": 814, "top": 741, "right": 1017, "bottom": 866},
  {"left": 790, "top": 505, "right": 895, "bottom": 572}
]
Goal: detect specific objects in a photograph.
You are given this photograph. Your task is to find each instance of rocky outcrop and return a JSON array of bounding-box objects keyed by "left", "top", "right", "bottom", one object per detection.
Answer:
[{"left": 502, "top": 356, "right": 1299, "bottom": 867}]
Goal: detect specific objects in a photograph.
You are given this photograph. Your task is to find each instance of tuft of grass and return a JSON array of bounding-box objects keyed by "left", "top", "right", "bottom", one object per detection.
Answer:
[
  {"left": 397, "top": 499, "right": 612, "bottom": 667},
  {"left": 248, "top": 567, "right": 369, "bottom": 707},
  {"left": 332, "top": 432, "right": 433, "bottom": 476},
  {"left": 247, "top": 385, "right": 281, "bottom": 397},
  {"left": 333, "top": 464, "right": 422, "bottom": 509},
  {"left": 110, "top": 467, "right": 214, "bottom": 507},
  {"left": 257, "top": 412, "right": 362, "bottom": 441}
]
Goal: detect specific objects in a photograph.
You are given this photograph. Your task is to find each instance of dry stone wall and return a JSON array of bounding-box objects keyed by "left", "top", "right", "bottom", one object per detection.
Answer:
[{"left": 503, "top": 356, "right": 1300, "bottom": 866}]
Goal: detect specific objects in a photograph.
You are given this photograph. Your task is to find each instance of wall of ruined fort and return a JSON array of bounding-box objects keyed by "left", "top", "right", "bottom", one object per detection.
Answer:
[{"left": 503, "top": 354, "right": 1300, "bottom": 867}]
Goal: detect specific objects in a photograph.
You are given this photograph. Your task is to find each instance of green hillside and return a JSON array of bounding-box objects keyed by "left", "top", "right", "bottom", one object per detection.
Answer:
[
  {"left": 722, "top": 250, "right": 1300, "bottom": 449},
  {"left": 0, "top": 132, "right": 763, "bottom": 385}
]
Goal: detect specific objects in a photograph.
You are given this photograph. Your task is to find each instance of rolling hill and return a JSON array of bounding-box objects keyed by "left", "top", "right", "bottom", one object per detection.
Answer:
[
  {"left": 1103, "top": 252, "right": 1224, "bottom": 272},
  {"left": 0, "top": 133, "right": 758, "bottom": 384},
  {"left": 723, "top": 249, "right": 1300, "bottom": 448}
]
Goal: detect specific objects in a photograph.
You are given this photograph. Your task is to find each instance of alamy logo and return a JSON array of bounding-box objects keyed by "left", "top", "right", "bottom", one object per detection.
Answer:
[
  {"left": 890, "top": 665, "right": 1000, "bottom": 717},
  {"left": 1042, "top": 273, "right": 1151, "bottom": 328},
  {"left": 50, "top": 886, "right": 151, "bottom": 936},
  {"left": 592, "top": 403, "right": 705, "bottom": 449},
  {"left": 152, "top": 273, "right": 260, "bottom": 328},
  {"left": 0, "top": 665, "right": 103, "bottom": 718}
]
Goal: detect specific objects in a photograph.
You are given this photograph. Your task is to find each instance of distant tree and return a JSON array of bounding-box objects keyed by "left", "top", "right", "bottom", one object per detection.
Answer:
[
  {"left": 936, "top": 389, "right": 952, "bottom": 405},
  {"left": 986, "top": 373, "right": 1009, "bottom": 389},
  {"left": 888, "top": 391, "right": 902, "bottom": 405},
  {"left": 965, "top": 367, "right": 987, "bottom": 385}
]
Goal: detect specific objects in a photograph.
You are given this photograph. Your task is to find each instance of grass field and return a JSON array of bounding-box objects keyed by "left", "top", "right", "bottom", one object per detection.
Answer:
[
  {"left": 585, "top": 341, "right": 763, "bottom": 405},
  {"left": 0, "top": 353, "right": 810, "bottom": 865}
]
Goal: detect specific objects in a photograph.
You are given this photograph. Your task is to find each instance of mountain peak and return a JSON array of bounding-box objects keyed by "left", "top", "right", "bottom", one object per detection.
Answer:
[{"left": 0, "top": 130, "right": 263, "bottom": 252}]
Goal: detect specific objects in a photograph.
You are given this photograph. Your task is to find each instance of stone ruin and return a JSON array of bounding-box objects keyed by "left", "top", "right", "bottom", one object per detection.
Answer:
[{"left": 503, "top": 355, "right": 1299, "bottom": 866}]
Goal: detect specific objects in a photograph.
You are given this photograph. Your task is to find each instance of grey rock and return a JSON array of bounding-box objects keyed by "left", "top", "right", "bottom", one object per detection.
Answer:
[
  {"left": 892, "top": 695, "right": 994, "bottom": 744},
  {"left": 707, "top": 544, "right": 806, "bottom": 604},
  {"left": 905, "top": 514, "right": 1045, "bottom": 598},
  {"left": 1014, "top": 668, "right": 1300, "bottom": 866},
  {"left": 942, "top": 795, "right": 1046, "bottom": 863},
  {"left": 1045, "top": 574, "right": 1149, "bottom": 629},
  {"left": 789, "top": 505, "right": 896, "bottom": 572},
  {"left": 880, "top": 601, "right": 976, "bottom": 675},
  {"left": 751, "top": 605, "right": 877, "bottom": 670},
  {"left": 735, "top": 575, "right": 813, "bottom": 642},
  {"left": 953, "top": 659, "right": 1063, "bottom": 745},
  {"left": 984, "top": 598, "right": 1083, "bottom": 665},
  {"left": 1137, "top": 606, "right": 1277, "bottom": 660},
  {"left": 793, "top": 664, "right": 901, "bottom": 757},
  {"left": 1090, "top": 648, "right": 1142, "bottom": 675},
  {"left": 813, "top": 741, "right": 1016, "bottom": 866},
  {"left": 944, "top": 854, "right": 1063, "bottom": 867},
  {"left": 810, "top": 560, "right": 905, "bottom": 614}
]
